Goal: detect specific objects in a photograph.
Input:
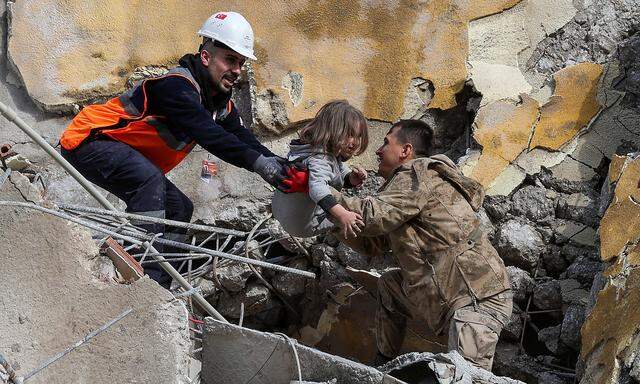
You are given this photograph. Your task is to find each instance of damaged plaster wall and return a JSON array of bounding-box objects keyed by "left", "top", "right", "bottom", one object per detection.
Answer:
[{"left": 579, "top": 154, "right": 640, "bottom": 384}]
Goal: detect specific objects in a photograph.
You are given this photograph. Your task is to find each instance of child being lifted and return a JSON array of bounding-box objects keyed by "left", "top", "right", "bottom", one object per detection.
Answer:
[{"left": 272, "top": 100, "right": 369, "bottom": 238}]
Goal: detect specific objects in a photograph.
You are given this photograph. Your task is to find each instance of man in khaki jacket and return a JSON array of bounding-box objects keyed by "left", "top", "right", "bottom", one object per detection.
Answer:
[{"left": 334, "top": 119, "right": 512, "bottom": 370}]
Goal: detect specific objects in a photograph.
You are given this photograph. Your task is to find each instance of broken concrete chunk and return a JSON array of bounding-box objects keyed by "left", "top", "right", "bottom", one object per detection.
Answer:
[
  {"left": 538, "top": 325, "right": 561, "bottom": 355},
  {"left": 0, "top": 200, "right": 190, "bottom": 383},
  {"left": 559, "top": 304, "right": 586, "bottom": 352},
  {"left": 562, "top": 257, "right": 602, "bottom": 287},
  {"left": 483, "top": 195, "right": 512, "bottom": 222},
  {"left": 556, "top": 192, "right": 599, "bottom": 227},
  {"left": 530, "top": 63, "right": 603, "bottom": 151},
  {"left": 510, "top": 186, "right": 556, "bottom": 223},
  {"left": 467, "top": 62, "right": 532, "bottom": 107},
  {"left": 553, "top": 220, "right": 596, "bottom": 247},
  {"left": 532, "top": 280, "right": 562, "bottom": 310},
  {"left": 217, "top": 282, "right": 279, "bottom": 318},
  {"left": 506, "top": 266, "right": 534, "bottom": 306},
  {"left": 559, "top": 279, "right": 589, "bottom": 306},
  {"left": 381, "top": 351, "right": 524, "bottom": 384},
  {"left": 541, "top": 245, "right": 569, "bottom": 277},
  {"left": 310, "top": 244, "right": 337, "bottom": 268},
  {"left": 201, "top": 319, "right": 402, "bottom": 384},
  {"left": 272, "top": 258, "right": 309, "bottom": 298},
  {"left": 336, "top": 243, "right": 369, "bottom": 270},
  {"left": 215, "top": 262, "right": 254, "bottom": 292},
  {"left": 496, "top": 220, "right": 544, "bottom": 271},
  {"left": 470, "top": 96, "right": 539, "bottom": 188}
]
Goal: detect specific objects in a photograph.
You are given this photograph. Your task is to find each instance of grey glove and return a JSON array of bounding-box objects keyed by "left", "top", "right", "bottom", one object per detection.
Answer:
[{"left": 253, "top": 155, "right": 288, "bottom": 191}]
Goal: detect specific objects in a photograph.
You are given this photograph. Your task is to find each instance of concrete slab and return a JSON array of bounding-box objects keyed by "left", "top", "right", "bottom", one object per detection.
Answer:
[
  {"left": 0, "top": 173, "right": 190, "bottom": 383},
  {"left": 202, "top": 319, "right": 404, "bottom": 384}
]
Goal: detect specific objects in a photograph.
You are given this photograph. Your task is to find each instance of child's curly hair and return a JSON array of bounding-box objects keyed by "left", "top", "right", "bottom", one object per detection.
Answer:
[{"left": 299, "top": 100, "right": 368, "bottom": 156}]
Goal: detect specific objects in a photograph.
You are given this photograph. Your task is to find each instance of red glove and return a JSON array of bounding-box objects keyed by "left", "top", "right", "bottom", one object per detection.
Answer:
[{"left": 282, "top": 162, "right": 309, "bottom": 193}]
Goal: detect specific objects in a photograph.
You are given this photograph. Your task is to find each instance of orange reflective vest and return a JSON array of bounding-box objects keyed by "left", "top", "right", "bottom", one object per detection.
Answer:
[{"left": 60, "top": 67, "right": 232, "bottom": 174}]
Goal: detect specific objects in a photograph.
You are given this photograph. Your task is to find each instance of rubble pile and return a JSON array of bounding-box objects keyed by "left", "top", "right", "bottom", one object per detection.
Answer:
[
  {"left": 481, "top": 168, "right": 606, "bottom": 383},
  {"left": 2, "top": 0, "right": 640, "bottom": 383}
]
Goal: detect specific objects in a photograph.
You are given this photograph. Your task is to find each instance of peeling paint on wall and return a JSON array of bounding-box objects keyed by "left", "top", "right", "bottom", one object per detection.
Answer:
[
  {"left": 530, "top": 63, "right": 603, "bottom": 151},
  {"left": 470, "top": 94, "right": 538, "bottom": 187},
  {"left": 9, "top": 0, "right": 522, "bottom": 124},
  {"left": 580, "top": 153, "right": 640, "bottom": 384},
  {"left": 466, "top": 62, "right": 603, "bottom": 193},
  {"left": 599, "top": 155, "right": 640, "bottom": 262}
]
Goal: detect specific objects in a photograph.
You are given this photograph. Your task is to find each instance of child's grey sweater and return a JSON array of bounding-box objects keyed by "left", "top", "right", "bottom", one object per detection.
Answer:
[{"left": 272, "top": 141, "right": 350, "bottom": 237}]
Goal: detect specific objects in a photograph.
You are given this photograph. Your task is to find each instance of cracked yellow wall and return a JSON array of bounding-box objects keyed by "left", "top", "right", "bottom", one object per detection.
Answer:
[
  {"left": 468, "top": 62, "right": 603, "bottom": 189},
  {"left": 581, "top": 155, "right": 640, "bottom": 384},
  {"left": 9, "top": 0, "right": 520, "bottom": 121}
]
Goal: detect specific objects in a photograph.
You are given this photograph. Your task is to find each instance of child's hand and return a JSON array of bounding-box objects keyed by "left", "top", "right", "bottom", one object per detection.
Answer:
[
  {"left": 330, "top": 205, "right": 364, "bottom": 238},
  {"left": 348, "top": 166, "right": 368, "bottom": 187}
]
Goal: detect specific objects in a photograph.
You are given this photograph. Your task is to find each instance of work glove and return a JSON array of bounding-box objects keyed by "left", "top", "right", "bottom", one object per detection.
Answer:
[
  {"left": 253, "top": 155, "right": 289, "bottom": 192},
  {"left": 282, "top": 161, "right": 309, "bottom": 193}
]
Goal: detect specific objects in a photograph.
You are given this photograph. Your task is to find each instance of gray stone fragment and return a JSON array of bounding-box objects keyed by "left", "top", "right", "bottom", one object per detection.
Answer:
[
  {"left": 562, "top": 257, "right": 603, "bottom": 287},
  {"left": 510, "top": 186, "right": 555, "bottom": 223},
  {"left": 538, "top": 325, "right": 561, "bottom": 354},
  {"left": 202, "top": 319, "right": 400, "bottom": 384},
  {"left": 496, "top": 220, "right": 544, "bottom": 271},
  {"left": 215, "top": 263, "right": 254, "bottom": 292},
  {"left": 336, "top": 243, "right": 369, "bottom": 270},
  {"left": 538, "top": 167, "right": 598, "bottom": 194},
  {"left": 310, "top": 244, "right": 337, "bottom": 268},
  {"left": 477, "top": 208, "right": 496, "bottom": 241},
  {"left": 272, "top": 258, "right": 309, "bottom": 298},
  {"left": 533, "top": 280, "right": 562, "bottom": 310},
  {"left": 483, "top": 195, "right": 512, "bottom": 222},
  {"left": 553, "top": 220, "right": 597, "bottom": 247},
  {"left": 560, "top": 244, "right": 599, "bottom": 263},
  {"left": 501, "top": 305, "right": 523, "bottom": 342},
  {"left": 506, "top": 266, "right": 534, "bottom": 306},
  {"left": 217, "top": 283, "right": 279, "bottom": 318},
  {"left": 556, "top": 192, "right": 599, "bottom": 227},
  {"left": 381, "top": 351, "right": 524, "bottom": 383},
  {"left": 541, "top": 245, "right": 568, "bottom": 277},
  {"left": 559, "top": 279, "right": 589, "bottom": 306},
  {"left": 319, "top": 259, "right": 353, "bottom": 293},
  {"left": 559, "top": 304, "right": 586, "bottom": 352}
]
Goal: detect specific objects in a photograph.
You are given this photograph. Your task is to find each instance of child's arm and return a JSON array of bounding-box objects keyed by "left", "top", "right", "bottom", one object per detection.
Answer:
[{"left": 308, "top": 156, "right": 364, "bottom": 238}]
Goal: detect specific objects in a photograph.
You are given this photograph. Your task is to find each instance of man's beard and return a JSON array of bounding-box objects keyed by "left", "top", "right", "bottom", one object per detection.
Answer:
[{"left": 212, "top": 79, "right": 233, "bottom": 95}]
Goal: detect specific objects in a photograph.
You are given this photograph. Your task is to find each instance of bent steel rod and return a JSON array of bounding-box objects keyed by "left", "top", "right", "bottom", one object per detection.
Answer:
[
  {"left": 0, "top": 101, "right": 228, "bottom": 320},
  {"left": 0, "top": 201, "right": 316, "bottom": 279},
  {"left": 60, "top": 203, "right": 247, "bottom": 237},
  {"left": 0, "top": 201, "right": 228, "bottom": 323}
]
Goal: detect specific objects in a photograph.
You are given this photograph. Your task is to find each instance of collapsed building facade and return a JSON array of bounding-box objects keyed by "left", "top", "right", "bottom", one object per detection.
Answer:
[{"left": 1, "top": 0, "right": 640, "bottom": 383}]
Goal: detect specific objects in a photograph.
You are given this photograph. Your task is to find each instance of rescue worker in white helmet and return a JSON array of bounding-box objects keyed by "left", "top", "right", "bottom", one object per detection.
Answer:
[{"left": 60, "top": 12, "right": 307, "bottom": 288}]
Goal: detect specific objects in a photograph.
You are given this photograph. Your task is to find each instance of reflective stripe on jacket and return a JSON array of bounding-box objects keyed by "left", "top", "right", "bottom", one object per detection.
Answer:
[{"left": 60, "top": 67, "right": 233, "bottom": 174}]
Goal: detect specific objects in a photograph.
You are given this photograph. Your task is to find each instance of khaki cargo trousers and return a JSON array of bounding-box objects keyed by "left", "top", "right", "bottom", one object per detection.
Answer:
[{"left": 376, "top": 269, "right": 513, "bottom": 371}]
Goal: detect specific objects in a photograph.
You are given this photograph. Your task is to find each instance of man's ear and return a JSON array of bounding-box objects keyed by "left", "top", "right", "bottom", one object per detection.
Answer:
[
  {"left": 200, "top": 49, "right": 211, "bottom": 67},
  {"left": 401, "top": 143, "right": 414, "bottom": 160}
]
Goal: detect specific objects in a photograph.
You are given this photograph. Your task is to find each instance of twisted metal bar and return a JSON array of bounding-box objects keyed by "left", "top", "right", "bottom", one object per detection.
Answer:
[{"left": 59, "top": 203, "right": 247, "bottom": 237}]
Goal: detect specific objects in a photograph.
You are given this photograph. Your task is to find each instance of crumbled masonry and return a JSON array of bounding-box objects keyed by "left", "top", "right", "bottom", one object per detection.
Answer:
[{"left": 2, "top": 1, "right": 640, "bottom": 383}]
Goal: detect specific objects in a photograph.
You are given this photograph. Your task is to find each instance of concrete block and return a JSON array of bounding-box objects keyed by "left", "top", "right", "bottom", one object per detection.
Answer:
[
  {"left": 0, "top": 185, "right": 190, "bottom": 383},
  {"left": 201, "top": 319, "right": 404, "bottom": 384}
]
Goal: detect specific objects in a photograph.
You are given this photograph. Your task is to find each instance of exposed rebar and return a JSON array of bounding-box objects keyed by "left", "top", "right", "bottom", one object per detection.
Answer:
[
  {"left": 21, "top": 308, "right": 133, "bottom": 382},
  {"left": 60, "top": 203, "right": 247, "bottom": 237},
  {"left": 0, "top": 200, "right": 228, "bottom": 322}
]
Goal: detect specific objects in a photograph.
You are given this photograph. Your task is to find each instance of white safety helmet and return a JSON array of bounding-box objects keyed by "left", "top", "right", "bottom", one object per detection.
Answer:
[{"left": 197, "top": 12, "right": 257, "bottom": 60}]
